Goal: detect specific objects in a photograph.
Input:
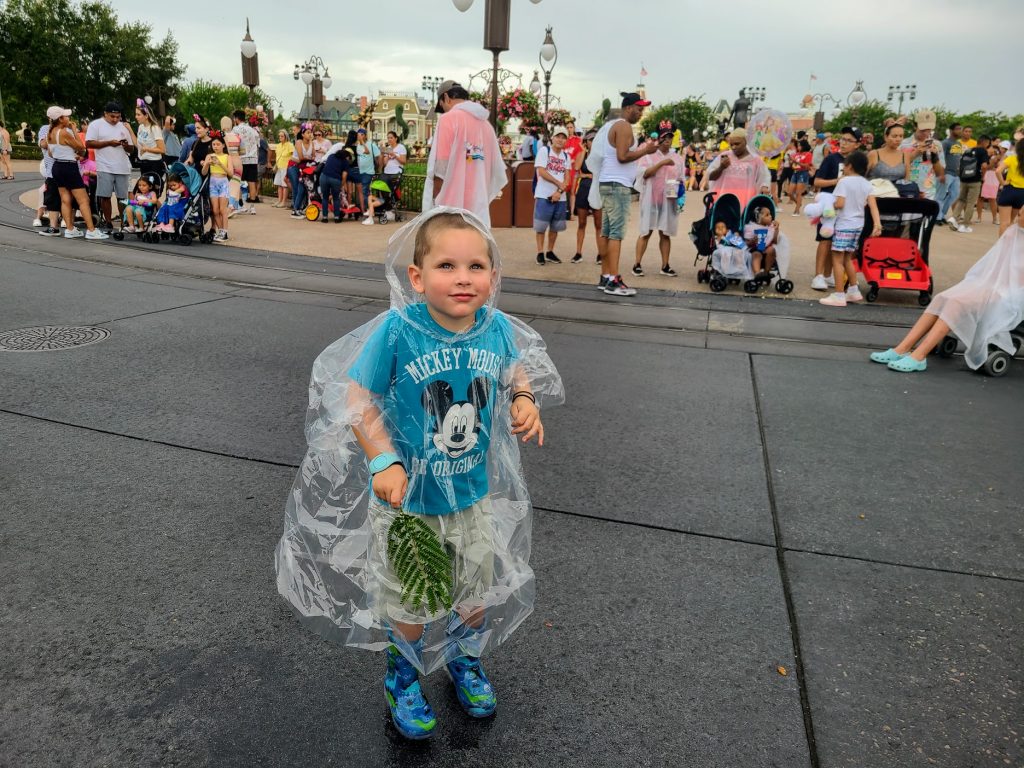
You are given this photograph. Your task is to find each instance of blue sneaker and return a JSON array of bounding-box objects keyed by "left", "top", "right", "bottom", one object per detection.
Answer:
[
  {"left": 446, "top": 655, "right": 497, "bottom": 718},
  {"left": 385, "top": 644, "right": 437, "bottom": 740},
  {"left": 887, "top": 355, "right": 927, "bottom": 373}
]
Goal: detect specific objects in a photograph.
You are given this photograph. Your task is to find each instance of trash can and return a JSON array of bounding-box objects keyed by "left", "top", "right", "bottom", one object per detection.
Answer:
[
  {"left": 513, "top": 161, "right": 535, "bottom": 228},
  {"left": 489, "top": 163, "right": 514, "bottom": 228}
]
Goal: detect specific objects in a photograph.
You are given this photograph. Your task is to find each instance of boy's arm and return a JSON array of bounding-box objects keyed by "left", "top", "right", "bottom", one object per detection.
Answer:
[
  {"left": 509, "top": 363, "right": 544, "bottom": 445},
  {"left": 866, "top": 194, "right": 881, "bottom": 236},
  {"left": 832, "top": 195, "right": 846, "bottom": 210},
  {"left": 348, "top": 381, "right": 407, "bottom": 507}
]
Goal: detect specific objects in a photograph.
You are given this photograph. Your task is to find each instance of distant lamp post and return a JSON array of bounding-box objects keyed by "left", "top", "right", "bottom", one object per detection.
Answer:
[
  {"left": 240, "top": 19, "right": 260, "bottom": 108},
  {"left": 847, "top": 80, "right": 867, "bottom": 123},
  {"left": 887, "top": 83, "right": 916, "bottom": 117},
  {"left": 810, "top": 91, "right": 840, "bottom": 132},
  {"left": 451, "top": 0, "right": 545, "bottom": 129},
  {"left": 743, "top": 86, "right": 766, "bottom": 106},
  {"left": 538, "top": 26, "right": 557, "bottom": 117},
  {"left": 421, "top": 76, "right": 443, "bottom": 100},
  {"left": 295, "top": 56, "right": 330, "bottom": 119},
  {"left": 529, "top": 70, "right": 541, "bottom": 97}
]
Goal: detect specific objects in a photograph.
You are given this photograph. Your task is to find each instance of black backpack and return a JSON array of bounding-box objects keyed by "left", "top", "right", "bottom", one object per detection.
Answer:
[
  {"left": 959, "top": 150, "right": 979, "bottom": 181},
  {"left": 689, "top": 193, "right": 717, "bottom": 257}
]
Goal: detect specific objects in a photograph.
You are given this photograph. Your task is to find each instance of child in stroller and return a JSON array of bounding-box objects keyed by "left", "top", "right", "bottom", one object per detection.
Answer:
[
  {"left": 362, "top": 175, "right": 404, "bottom": 225},
  {"left": 123, "top": 174, "right": 159, "bottom": 233},
  {"left": 741, "top": 195, "right": 794, "bottom": 294}
]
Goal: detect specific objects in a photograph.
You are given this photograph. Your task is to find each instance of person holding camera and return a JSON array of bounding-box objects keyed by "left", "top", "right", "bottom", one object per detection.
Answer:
[
  {"left": 85, "top": 101, "right": 136, "bottom": 229},
  {"left": 900, "top": 109, "right": 945, "bottom": 201},
  {"left": 532, "top": 125, "right": 571, "bottom": 265}
]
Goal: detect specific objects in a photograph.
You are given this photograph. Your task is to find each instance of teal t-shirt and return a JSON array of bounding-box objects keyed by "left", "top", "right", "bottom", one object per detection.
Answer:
[{"left": 347, "top": 303, "right": 518, "bottom": 515}]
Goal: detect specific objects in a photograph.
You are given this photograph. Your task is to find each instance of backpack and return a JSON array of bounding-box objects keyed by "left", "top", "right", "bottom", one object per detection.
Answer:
[
  {"left": 959, "top": 150, "right": 979, "bottom": 181},
  {"left": 894, "top": 180, "right": 920, "bottom": 199},
  {"left": 689, "top": 194, "right": 717, "bottom": 256}
]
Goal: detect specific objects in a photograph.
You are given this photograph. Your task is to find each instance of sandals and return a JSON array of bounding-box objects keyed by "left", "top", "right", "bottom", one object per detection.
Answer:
[
  {"left": 869, "top": 348, "right": 903, "bottom": 364},
  {"left": 887, "top": 356, "right": 927, "bottom": 373}
]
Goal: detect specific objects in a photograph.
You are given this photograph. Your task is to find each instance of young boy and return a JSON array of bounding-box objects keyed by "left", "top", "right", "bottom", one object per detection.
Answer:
[
  {"left": 743, "top": 205, "right": 780, "bottom": 280},
  {"left": 820, "top": 150, "right": 881, "bottom": 307},
  {"left": 533, "top": 126, "right": 571, "bottom": 264},
  {"left": 275, "top": 208, "right": 563, "bottom": 741}
]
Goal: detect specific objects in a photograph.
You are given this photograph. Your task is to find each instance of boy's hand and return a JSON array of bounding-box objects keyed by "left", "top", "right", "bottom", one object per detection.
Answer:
[
  {"left": 372, "top": 464, "right": 408, "bottom": 508},
  {"left": 511, "top": 398, "right": 544, "bottom": 445}
]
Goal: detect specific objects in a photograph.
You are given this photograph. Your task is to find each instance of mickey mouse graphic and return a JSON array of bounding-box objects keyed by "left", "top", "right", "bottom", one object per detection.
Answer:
[{"left": 422, "top": 377, "right": 490, "bottom": 458}]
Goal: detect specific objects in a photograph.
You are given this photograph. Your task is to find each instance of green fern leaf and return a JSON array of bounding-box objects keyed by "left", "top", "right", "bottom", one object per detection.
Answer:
[{"left": 387, "top": 511, "right": 453, "bottom": 613}]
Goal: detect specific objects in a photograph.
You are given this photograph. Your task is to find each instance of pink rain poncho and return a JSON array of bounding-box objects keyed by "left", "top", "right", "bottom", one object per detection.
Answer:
[
  {"left": 926, "top": 222, "right": 1024, "bottom": 369},
  {"left": 275, "top": 208, "right": 564, "bottom": 674},
  {"left": 635, "top": 150, "right": 687, "bottom": 236},
  {"left": 422, "top": 102, "right": 507, "bottom": 227},
  {"left": 706, "top": 150, "right": 771, "bottom": 209}
]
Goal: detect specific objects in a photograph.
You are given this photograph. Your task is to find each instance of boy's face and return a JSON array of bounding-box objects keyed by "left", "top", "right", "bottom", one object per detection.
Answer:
[
  {"left": 758, "top": 209, "right": 772, "bottom": 226},
  {"left": 408, "top": 228, "right": 495, "bottom": 333},
  {"left": 714, "top": 221, "right": 728, "bottom": 237}
]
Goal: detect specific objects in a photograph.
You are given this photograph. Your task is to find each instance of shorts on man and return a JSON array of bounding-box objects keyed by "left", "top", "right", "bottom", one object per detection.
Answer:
[
  {"left": 533, "top": 197, "right": 567, "bottom": 233},
  {"left": 96, "top": 172, "right": 130, "bottom": 199},
  {"left": 599, "top": 182, "right": 632, "bottom": 240},
  {"left": 241, "top": 163, "right": 259, "bottom": 183}
]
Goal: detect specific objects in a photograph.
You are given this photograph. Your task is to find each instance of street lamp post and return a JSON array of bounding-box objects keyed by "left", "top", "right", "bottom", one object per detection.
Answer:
[
  {"left": 538, "top": 26, "right": 557, "bottom": 118},
  {"left": 421, "top": 76, "right": 443, "bottom": 101},
  {"left": 240, "top": 19, "right": 260, "bottom": 109},
  {"left": 810, "top": 92, "right": 840, "bottom": 132},
  {"left": 887, "top": 83, "right": 916, "bottom": 117},
  {"left": 452, "top": 0, "right": 544, "bottom": 129},
  {"left": 743, "top": 86, "right": 766, "bottom": 107},
  {"left": 847, "top": 80, "right": 867, "bottom": 123},
  {"left": 294, "top": 56, "right": 332, "bottom": 120}
]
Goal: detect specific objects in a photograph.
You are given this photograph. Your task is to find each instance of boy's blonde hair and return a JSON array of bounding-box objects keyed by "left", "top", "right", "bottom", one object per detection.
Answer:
[{"left": 413, "top": 212, "right": 494, "bottom": 267}]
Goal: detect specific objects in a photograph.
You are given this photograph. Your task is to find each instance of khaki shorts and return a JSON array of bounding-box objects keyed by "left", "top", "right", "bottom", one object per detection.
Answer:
[{"left": 367, "top": 498, "right": 495, "bottom": 626}]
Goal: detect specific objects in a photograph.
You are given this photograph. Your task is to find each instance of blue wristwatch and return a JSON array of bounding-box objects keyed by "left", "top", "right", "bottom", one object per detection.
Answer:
[{"left": 368, "top": 452, "right": 403, "bottom": 475}]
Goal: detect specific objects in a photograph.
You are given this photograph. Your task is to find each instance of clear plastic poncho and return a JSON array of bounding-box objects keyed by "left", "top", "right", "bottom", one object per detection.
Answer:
[
  {"left": 275, "top": 207, "right": 564, "bottom": 674},
  {"left": 926, "top": 222, "right": 1024, "bottom": 369}
]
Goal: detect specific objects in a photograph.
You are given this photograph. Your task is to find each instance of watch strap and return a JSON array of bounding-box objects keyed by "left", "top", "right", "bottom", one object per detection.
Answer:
[{"left": 369, "top": 452, "right": 402, "bottom": 475}]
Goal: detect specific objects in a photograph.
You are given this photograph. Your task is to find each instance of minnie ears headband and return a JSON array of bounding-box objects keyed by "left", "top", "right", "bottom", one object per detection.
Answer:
[{"left": 658, "top": 119, "right": 674, "bottom": 139}]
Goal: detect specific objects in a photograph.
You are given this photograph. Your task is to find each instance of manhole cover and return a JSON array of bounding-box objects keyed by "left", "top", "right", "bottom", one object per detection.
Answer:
[{"left": 0, "top": 325, "right": 111, "bottom": 352}]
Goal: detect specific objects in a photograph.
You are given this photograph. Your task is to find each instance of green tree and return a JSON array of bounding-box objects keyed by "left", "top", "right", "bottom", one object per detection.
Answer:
[
  {"left": 174, "top": 80, "right": 274, "bottom": 131},
  {"left": 0, "top": 0, "right": 182, "bottom": 126},
  {"left": 823, "top": 100, "right": 893, "bottom": 144},
  {"left": 640, "top": 97, "right": 715, "bottom": 143}
]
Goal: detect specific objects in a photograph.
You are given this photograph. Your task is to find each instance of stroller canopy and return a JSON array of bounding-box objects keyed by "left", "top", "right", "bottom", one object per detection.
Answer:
[
  {"left": 710, "top": 193, "right": 743, "bottom": 233},
  {"left": 168, "top": 162, "right": 202, "bottom": 197}
]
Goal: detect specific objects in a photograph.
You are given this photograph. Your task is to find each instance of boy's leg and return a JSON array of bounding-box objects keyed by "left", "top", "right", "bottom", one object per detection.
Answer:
[
  {"left": 658, "top": 232, "right": 671, "bottom": 268},
  {"left": 546, "top": 229, "right": 558, "bottom": 252}
]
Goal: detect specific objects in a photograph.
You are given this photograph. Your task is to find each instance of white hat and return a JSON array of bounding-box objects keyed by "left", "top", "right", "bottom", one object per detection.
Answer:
[
  {"left": 46, "top": 106, "right": 72, "bottom": 121},
  {"left": 551, "top": 126, "right": 569, "bottom": 138},
  {"left": 1001, "top": 140, "right": 1012, "bottom": 150}
]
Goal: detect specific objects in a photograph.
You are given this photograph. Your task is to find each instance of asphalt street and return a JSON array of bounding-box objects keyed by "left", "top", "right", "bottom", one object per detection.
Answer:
[{"left": 1, "top": 210, "right": 1021, "bottom": 768}]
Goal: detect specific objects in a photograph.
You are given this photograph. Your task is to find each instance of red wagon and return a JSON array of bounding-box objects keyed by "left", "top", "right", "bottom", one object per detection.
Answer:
[{"left": 854, "top": 197, "right": 939, "bottom": 306}]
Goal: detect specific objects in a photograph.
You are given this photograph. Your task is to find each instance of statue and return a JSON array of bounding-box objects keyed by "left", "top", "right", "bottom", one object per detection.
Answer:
[{"left": 729, "top": 89, "right": 751, "bottom": 129}]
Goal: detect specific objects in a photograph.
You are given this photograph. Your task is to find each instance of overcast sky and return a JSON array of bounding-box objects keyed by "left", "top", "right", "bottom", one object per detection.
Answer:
[{"left": 109, "top": 0, "right": 1020, "bottom": 124}]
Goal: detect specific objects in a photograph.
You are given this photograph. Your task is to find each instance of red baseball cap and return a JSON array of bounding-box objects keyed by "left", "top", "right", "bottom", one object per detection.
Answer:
[{"left": 621, "top": 92, "right": 651, "bottom": 108}]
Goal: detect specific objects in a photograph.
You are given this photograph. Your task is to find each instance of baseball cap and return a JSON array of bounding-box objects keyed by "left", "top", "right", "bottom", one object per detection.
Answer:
[
  {"left": 356, "top": 128, "right": 366, "bottom": 134},
  {"left": 914, "top": 109, "right": 937, "bottom": 130},
  {"left": 841, "top": 126, "right": 862, "bottom": 140},
  {"left": 435, "top": 79, "right": 462, "bottom": 112},
  {"left": 1000, "top": 139, "right": 1012, "bottom": 150},
  {"left": 46, "top": 106, "right": 72, "bottom": 121},
  {"left": 816, "top": 132, "right": 825, "bottom": 139},
  {"left": 104, "top": 101, "right": 123, "bottom": 115},
  {"left": 621, "top": 92, "right": 651, "bottom": 108},
  {"left": 551, "top": 126, "right": 569, "bottom": 138}
]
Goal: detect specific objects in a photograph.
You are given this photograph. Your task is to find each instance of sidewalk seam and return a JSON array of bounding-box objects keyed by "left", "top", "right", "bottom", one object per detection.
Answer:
[{"left": 749, "top": 353, "right": 821, "bottom": 768}]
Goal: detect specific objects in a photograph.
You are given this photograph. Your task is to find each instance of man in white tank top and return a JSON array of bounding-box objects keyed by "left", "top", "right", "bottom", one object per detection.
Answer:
[{"left": 597, "top": 92, "right": 657, "bottom": 296}]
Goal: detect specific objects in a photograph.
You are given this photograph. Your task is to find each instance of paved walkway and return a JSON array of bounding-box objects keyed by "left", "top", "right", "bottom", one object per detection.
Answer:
[{"left": 10, "top": 158, "right": 1002, "bottom": 308}]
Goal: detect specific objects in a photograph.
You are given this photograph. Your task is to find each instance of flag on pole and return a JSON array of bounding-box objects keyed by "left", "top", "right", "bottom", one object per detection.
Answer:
[
  {"left": 810, "top": 73, "right": 817, "bottom": 80},
  {"left": 640, "top": 63, "right": 648, "bottom": 78}
]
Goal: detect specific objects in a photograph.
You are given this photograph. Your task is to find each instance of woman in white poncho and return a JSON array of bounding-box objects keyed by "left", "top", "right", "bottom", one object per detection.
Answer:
[
  {"left": 632, "top": 124, "right": 687, "bottom": 277},
  {"left": 869, "top": 215, "right": 1024, "bottom": 372}
]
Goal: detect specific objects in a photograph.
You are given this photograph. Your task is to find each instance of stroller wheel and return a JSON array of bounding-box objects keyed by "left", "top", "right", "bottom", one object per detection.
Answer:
[
  {"left": 775, "top": 279, "right": 794, "bottom": 295},
  {"left": 709, "top": 275, "right": 727, "bottom": 293},
  {"left": 112, "top": 231, "right": 124, "bottom": 241},
  {"left": 743, "top": 279, "right": 759, "bottom": 294},
  {"left": 936, "top": 335, "right": 958, "bottom": 358},
  {"left": 865, "top": 283, "right": 879, "bottom": 302},
  {"left": 981, "top": 349, "right": 1010, "bottom": 377},
  {"left": 917, "top": 291, "right": 931, "bottom": 307},
  {"left": 178, "top": 234, "right": 192, "bottom": 247}
]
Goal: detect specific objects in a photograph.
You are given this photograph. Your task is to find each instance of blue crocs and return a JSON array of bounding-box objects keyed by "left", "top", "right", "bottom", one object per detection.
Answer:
[
  {"left": 385, "top": 643, "right": 437, "bottom": 740},
  {"left": 887, "top": 355, "right": 927, "bottom": 373},
  {"left": 870, "top": 348, "right": 904, "bottom": 364},
  {"left": 446, "top": 655, "right": 497, "bottom": 718}
]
